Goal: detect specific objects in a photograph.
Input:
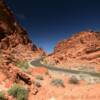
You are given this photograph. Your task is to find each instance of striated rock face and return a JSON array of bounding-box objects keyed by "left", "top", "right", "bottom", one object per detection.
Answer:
[
  {"left": 0, "top": 0, "right": 44, "bottom": 60},
  {"left": 44, "top": 31, "right": 100, "bottom": 70}
]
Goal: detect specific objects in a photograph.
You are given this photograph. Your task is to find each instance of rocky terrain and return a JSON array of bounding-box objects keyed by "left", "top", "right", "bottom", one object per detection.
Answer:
[
  {"left": 0, "top": 0, "right": 45, "bottom": 100},
  {"left": 43, "top": 31, "right": 100, "bottom": 71},
  {"left": 0, "top": 0, "right": 100, "bottom": 100},
  {"left": 0, "top": 0, "right": 45, "bottom": 61}
]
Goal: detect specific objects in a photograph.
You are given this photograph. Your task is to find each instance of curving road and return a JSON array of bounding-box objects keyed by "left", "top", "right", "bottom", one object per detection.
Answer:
[{"left": 30, "top": 58, "right": 100, "bottom": 77}]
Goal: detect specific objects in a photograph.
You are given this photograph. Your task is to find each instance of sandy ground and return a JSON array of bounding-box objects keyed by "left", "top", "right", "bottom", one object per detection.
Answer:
[{"left": 28, "top": 69, "right": 100, "bottom": 100}]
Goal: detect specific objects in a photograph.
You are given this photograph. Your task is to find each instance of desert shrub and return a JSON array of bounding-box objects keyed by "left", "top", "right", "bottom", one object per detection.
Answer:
[
  {"left": 0, "top": 91, "right": 7, "bottom": 100},
  {"left": 43, "top": 59, "right": 47, "bottom": 64},
  {"left": 34, "top": 81, "right": 41, "bottom": 88},
  {"left": 8, "top": 84, "right": 28, "bottom": 100},
  {"left": 15, "top": 60, "right": 30, "bottom": 72},
  {"left": 51, "top": 79, "right": 64, "bottom": 87},
  {"left": 45, "top": 71, "right": 49, "bottom": 75},
  {"left": 69, "top": 76, "right": 79, "bottom": 84},
  {"left": 35, "top": 75, "right": 44, "bottom": 80}
]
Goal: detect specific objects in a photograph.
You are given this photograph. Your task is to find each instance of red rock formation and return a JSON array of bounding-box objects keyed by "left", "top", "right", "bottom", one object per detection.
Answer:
[
  {"left": 54, "top": 31, "right": 100, "bottom": 58},
  {"left": 0, "top": 1, "right": 45, "bottom": 99},
  {"left": 0, "top": 0, "right": 36, "bottom": 50},
  {"left": 0, "top": 0, "right": 45, "bottom": 61},
  {"left": 44, "top": 31, "right": 100, "bottom": 70}
]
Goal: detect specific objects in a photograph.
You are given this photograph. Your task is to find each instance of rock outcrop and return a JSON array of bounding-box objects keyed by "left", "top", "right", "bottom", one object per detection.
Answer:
[
  {"left": 0, "top": 0, "right": 44, "bottom": 60},
  {"left": 0, "top": 0, "right": 31, "bottom": 49},
  {"left": 54, "top": 31, "right": 100, "bottom": 60},
  {"left": 0, "top": 0, "right": 45, "bottom": 86},
  {"left": 44, "top": 31, "right": 100, "bottom": 70}
]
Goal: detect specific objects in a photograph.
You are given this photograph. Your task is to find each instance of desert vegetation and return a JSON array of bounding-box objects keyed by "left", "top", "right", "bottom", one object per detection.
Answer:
[
  {"left": 35, "top": 75, "right": 44, "bottom": 80},
  {"left": 51, "top": 78, "right": 64, "bottom": 87},
  {"left": 0, "top": 91, "right": 7, "bottom": 100},
  {"left": 69, "top": 76, "right": 79, "bottom": 84},
  {"left": 34, "top": 81, "right": 41, "bottom": 88},
  {"left": 8, "top": 83, "right": 28, "bottom": 100},
  {"left": 15, "top": 60, "right": 30, "bottom": 72}
]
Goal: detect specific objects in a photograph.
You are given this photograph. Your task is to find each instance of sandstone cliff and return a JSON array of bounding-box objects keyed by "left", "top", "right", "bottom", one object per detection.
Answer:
[
  {"left": 0, "top": 1, "right": 45, "bottom": 98},
  {"left": 0, "top": 0, "right": 44, "bottom": 61}
]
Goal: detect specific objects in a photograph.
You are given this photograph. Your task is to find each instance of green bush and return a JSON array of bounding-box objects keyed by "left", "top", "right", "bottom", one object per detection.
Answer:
[
  {"left": 0, "top": 91, "right": 7, "bottom": 100},
  {"left": 51, "top": 79, "right": 64, "bottom": 87},
  {"left": 34, "top": 81, "right": 41, "bottom": 88},
  {"left": 8, "top": 84, "right": 28, "bottom": 100},
  {"left": 69, "top": 76, "right": 79, "bottom": 84},
  {"left": 35, "top": 75, "right": 44, "bottom": 80},
  {"left": 15, "top": 60, "right": 30, "bottom": 72}
]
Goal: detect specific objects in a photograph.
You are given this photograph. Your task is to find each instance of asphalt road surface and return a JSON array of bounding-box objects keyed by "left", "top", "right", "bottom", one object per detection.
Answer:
[{"left": 31, "top": 58, "right": 100, "bottom": 77}]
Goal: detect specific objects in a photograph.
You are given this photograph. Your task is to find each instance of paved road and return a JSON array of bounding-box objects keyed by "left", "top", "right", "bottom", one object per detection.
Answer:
[{"left": 31, "top": 58, "right": 100, "bottom": 77}]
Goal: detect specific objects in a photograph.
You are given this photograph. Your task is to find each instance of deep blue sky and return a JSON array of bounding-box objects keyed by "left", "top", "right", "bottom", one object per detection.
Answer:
[{"left": 5, "top": 0, "right": 100, "bottom": 53}]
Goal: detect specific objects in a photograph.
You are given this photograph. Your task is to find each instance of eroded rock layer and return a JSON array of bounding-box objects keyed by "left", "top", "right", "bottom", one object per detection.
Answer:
[
  {"left": 0, "top": 0, "right": 44, "bottom": 61},
  {"left": 44, "top": 31, "right": 100, "bottom": 70},
  {"left": 0, "top": 0, "right": 35, "bottom": 49}
]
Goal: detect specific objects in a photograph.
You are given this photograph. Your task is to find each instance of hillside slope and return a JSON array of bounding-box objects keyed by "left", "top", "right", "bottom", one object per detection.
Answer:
[
  {"left": 0, "top": 0, "right": 44, "bottom": 61},
  {"left": 44, "top": 31, "right": 100, "bottom": 71}
]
